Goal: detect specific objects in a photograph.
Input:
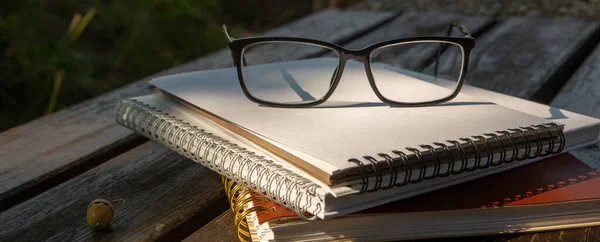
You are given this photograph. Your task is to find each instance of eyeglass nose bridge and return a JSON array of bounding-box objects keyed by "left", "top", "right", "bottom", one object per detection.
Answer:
[{"left": 339, "top": 49, "right": 369, "bottom": 62}]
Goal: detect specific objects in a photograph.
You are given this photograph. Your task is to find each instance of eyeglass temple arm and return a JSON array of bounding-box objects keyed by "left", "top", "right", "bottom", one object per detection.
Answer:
[
  {"left": 433, "top": 22, "right": 471, "bottom": 78},
  {"left": 223, "top": 24, "right": 250, "bottom": 66},
  {"left": 446, "top": 22, "right": 472, "bottom": 38},
  {"left": 222, "top": 24, "right": 234, "bottom": 43}
]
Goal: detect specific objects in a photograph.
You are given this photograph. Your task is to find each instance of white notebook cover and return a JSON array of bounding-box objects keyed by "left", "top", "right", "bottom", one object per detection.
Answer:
[{"left": 150, "top": 58, "right": 554, "bottom": 182}]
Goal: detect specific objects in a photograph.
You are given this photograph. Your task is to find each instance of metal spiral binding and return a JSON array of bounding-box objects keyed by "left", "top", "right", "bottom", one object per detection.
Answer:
[
  {"left": 459, "top": 137, "right": 481, "bottom": 171},
  {"left": 222, "top": 176, "right": 273, "bottom": 242},
  {"left": 432, "top": 142, "right": 454, "bottom": 177},
  {"left": 221, "top": 176, "right": 323, "bottom": 242},
  {"left": 116, "top": 99, "right": 323, "bottom": 221},
  {"left": 447, "top": 140, "right": 469, "bottom": 173},
  {"left": 421, "top": 145, "right": 441, "bottom": 179},
  {"left": 347, "top": 123, "right": 566, "bottom": 193},
  {"left": 480, "top": 133, "right": 503, "bottom": 166},
  {"left": 476, "top": 135, "right": 494, "bottom": 168},
  {"left": 406, "top": 148, "right": 426, "bottom": 183}
]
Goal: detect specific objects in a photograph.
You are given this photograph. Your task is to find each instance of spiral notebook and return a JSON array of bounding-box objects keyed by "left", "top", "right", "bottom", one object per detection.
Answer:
[
  {"left": 231, "top": 153, "right": 600, "bottom": 241},
  {"left": 117, "top": 58, "right": 600, "bottom": 219}
]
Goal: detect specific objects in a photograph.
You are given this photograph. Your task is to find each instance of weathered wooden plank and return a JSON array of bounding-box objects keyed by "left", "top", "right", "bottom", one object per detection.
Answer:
[
  {"left": 340, "top": 12, "right": 493, "bottom": 74},
  {"left": 0, "top": 142, "right": 228, "bottom": 241},
  {"left": 587, "top": 226, "right": 600, "bottom": 241},
  {"left": 343, "top": 11, "right": 493, "bottom": 50},
  {"left": 446, "top": 230, "right": 565, "bottom": 242},
  {"left": 561, "top": 227, "right": 594, "bottom": 241},
  {"left": 0, "top": 9, "right": 396, "bottom": 211},
  {"left": 405, "top": 18, "right": 600, "bottom": 239},
  {"left": 549, "top": 28, "right": 600, "bottom": 196},
  {"left": 470, "top": 17, "right": 600, "bottom": 242},
  {"left": 464, "top": 17, "right": 600, "bottom": 102},
  {"left": 542, "top": 27, "right": 600, "bottom": 241},
  {"left": 169, "top": 9, "right": 397, "bottom": 74},
  {"left": 513, "top": 228, "right": 589, "bottom": 242},
  {"left": 473, "top": 227, "right": 593, "bottom": 242},
  {"left": 183, "top": 211, "right": 237, "bottom": 242},
  {"left": 462, "top": 20, "right": 600, "bottom": 242},
  {"left": 550, "top": 29, "right": 600, "bottom": 207},
  {"left": 551, "top": 40, "right": 600, "bottom": 118}
]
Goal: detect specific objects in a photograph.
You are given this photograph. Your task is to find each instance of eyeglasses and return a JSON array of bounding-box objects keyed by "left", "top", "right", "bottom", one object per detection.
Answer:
[{"left": 223, "top": 23, "right": 474, "bottom": 108}]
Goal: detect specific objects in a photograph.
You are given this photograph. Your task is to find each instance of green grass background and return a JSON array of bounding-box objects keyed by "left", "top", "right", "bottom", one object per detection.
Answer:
[{"left": 0, "top": 0, "right": 331, "bottom": 131}]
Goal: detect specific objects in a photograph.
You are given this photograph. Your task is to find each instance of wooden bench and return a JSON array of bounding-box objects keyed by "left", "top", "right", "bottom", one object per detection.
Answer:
[{"left": 2, "top": 9, "right": 600, "bottom": 241}]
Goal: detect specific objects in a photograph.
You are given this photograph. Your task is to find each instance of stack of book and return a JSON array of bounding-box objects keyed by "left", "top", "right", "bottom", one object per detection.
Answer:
[{"left": 116, "top": 58, "right": 600, "bottom": 241}]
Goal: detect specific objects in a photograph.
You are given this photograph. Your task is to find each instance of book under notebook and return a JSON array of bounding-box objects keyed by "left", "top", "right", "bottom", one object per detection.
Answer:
[
  {"left": 239, "top": 153, "right": 600, "bottom": 242},
  {"left": 150, "top": 57, "right": 563, "bottom": 186}
]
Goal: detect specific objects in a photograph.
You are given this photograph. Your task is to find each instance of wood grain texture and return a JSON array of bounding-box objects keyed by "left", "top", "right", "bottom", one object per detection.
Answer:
[
  {"left": 551, "top": 42, "right": 600, "bottom": 118},
  {"left": 183, "top": 211, "right": 237, "bottom": 242},
  {"left": 552, "top": 54, "right": 600, "bottom": 178},
  {"left": 587, "top": 227, "right": 600, "bottom": 241},
  {"left": 427, "top": 17, "right": 600, "bottom": 242},
  {"left": 464, "top": 17, "right": 600, "bottom": 101},
  {"left": 0, "top": 142, "right": 227, "bottom": 241},
  {"left": 340, "top": 12, "right": 493, "bottom": 73},
  {"left": 342, "top": 11, "right": 493, "bottom": 50},
  {"left": 531, "top": 31, "right": 600, "bottom": 242},
  {"left": 448, "top": 18, "right": 600, "bottom": 242},
  {"left": 570, "top": 144, "right": 600, "bottom": 173},
  {"left": 168, "top": 9, "right": 397, "bottom": 74},
  {"left": 0, "top": 9, "right": 395, "bottom": 211},
  {"left": 458, "top": 227, "right": 598, "bottom": 242}
]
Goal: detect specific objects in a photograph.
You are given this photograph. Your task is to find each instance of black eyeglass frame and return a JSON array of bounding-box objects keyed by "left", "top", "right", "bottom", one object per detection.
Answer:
[{"left": 223, "top": 24, "right": 475, "bottom": 108}]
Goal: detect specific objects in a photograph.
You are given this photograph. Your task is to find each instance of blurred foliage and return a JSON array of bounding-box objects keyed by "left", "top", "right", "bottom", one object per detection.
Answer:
[
  {"left": 0, "top": 0, "right": 226, "bottom": 131},
  {"left": 0, "top": 0, "right": 358, "bottom": 131}
]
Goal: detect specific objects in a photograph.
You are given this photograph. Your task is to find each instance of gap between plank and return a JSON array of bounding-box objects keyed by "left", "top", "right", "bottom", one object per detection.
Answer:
[
  {"left": 470, "top": 18, "right": 498, "bottom": 39},
  {"left": 0, "top": 135, "right": 148, "bottom": 212},
  {"left": 531, "top": 24, "right": 600, "bottom": 104},
  {"left": 305, "top": 12, "right": 402, "bottom": 58},
  {"left": 334, "top": 12, "right": 402, "bottom": 46},
  {"left": 419, "top": 18, "right": 500, "bottom": 71},
  {"left": 156, "top": 195, "right": 230, "bottom": 242}
]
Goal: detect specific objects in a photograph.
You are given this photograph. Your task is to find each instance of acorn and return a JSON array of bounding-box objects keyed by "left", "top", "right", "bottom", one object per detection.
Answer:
[{"left": 87, "top": 198, "right": 114, "bottom": 230}]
